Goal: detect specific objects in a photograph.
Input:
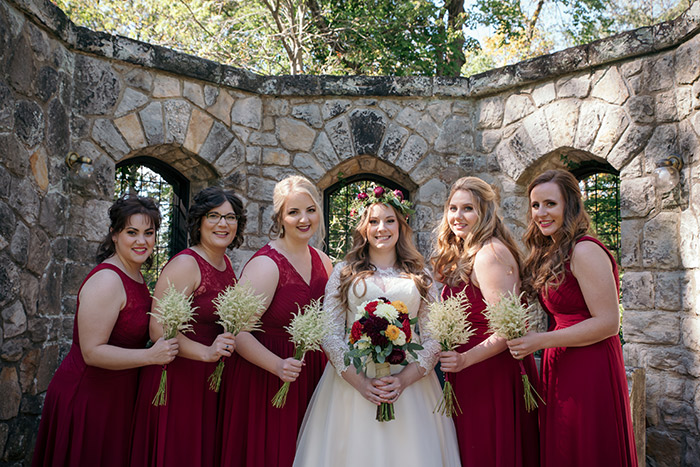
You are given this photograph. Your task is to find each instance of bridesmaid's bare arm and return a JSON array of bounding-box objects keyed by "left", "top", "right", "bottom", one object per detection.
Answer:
[
  {"left": 79, "top": 270, "right": 178, "bottom": 370},
  {"left": 150, "top": 254, "right": 234, "bottom": 363},
  {"left": 234, "top": 256, "right": 304, "bottom": 382},
  {"left": 507, "top": 240, "right": 620, "bottom": 358},
  {"left": 441, "top": 240, "right": 517, "bottom": 372}
]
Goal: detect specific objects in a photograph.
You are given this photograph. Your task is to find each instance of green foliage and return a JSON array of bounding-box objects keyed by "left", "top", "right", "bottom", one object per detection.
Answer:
[
  {"left": 53, "top": 0, "right": 690, "bottom": 76},
  {"left": 305, "top": 0, "right": 471, "bottom": 76},
  {"left": 579, "top": 173, "right": 621, "bottom": 264}
]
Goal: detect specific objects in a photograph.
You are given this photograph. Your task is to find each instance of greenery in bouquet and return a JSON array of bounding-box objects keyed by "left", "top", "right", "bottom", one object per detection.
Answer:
[
  {"left": 272, "top": 298, "right": 330, "bottom": 408},
  {"left": 149, "top": 282, "right": 197, "bottom": 406},
  {"left": 483, "top": 289, "right": 544, "bottom": 412},
  {"left": 343, "top": 298, "right": 423, "bottom": 422},
  {"left": 208, "top": 281, "right": 266, "bottom": 392},
  {"left": 425, "top": 291, "right": 475, "bottom": 416}
]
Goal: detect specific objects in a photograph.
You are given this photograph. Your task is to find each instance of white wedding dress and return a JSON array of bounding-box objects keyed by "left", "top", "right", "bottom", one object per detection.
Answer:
[{"left": 294, "top": 264, "right": 461, "bottom": 467}]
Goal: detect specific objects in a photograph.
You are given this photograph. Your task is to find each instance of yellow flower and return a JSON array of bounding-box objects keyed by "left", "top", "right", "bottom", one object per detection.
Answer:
[
  {"left": 392, "top": 300, "right": 408, "bottom": 315},
  {"left": 385, "top": 325, "right": 401, "bottom": 341}
]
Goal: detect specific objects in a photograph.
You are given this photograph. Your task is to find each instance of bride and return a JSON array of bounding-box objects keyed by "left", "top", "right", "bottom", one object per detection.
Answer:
[{"left": 294, "top": 187, "right": 461, "bottom": 466}]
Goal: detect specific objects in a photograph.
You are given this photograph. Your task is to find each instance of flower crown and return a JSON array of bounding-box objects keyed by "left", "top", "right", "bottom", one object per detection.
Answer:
[{"left": 349, "top": 185, "right": 415, "bottom": 222}]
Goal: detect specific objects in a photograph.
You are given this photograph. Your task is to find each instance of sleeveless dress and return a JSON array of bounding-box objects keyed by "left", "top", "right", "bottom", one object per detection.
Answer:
[
  {"left": 293, "top": 263, "right": 462, "bottom": 467},
  {"left": 442, "top": 281, "right": 540, "bottom": 467},
  {"left": 216, "top": 244, "right": 329, "bottom": 467},
  {"left": 32, "top": 263, "right": 151, "bottom": 467},
  {"left": 539, "top": 236, "right": 637, "bottom": 467},
  {"left": 129, "top": 249, "right": 236, "bottom": 467}
]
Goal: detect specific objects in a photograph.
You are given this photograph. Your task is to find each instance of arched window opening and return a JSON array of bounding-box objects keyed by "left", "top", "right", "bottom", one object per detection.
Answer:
[
  {"left": 571, "top": 161, "right": 621, "bottom": 264},
  {"left": 324, "top": 174, "right": 410, "bottom": 262},
  {"left": 115, "top": 156, "right": 189, "bottom": 287}
]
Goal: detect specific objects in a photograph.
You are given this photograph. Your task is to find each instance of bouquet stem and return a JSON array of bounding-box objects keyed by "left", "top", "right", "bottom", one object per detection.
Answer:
[
  {"left": 518, "top": 360, "right": 544, "bottom": 412},
  {"left": 434, "top": 373, "right": 462, "bottom": 417},
  {"left": 272, "top": 347, "right": 305, "bottom": 408},
  {"left": 375, "top": 362, "right": 395, "bottom": 422},
  {"left": 208, "top": 358, "right": 226, "bottom": 392},
  {"left": 151, "top": 365, "right": 168, "bottom": 406}
]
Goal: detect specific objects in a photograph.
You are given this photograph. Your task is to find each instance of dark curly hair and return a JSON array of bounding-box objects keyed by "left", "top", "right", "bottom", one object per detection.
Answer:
[
  {"left": 96, "top": 195, "right": 162, "bottom": 269},
  {"left": 187, "top": 187, "right": 246, "bottom": 249}
]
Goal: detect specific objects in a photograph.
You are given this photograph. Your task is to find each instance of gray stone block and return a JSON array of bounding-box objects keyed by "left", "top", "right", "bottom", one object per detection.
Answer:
[
  {"left": 435, "top": 115, "right": 474, "bottom": 154},
  {"left": 199, "top": 121, "right": 233, "bottom": 164},
  {"left": 349, "top": 108, "right": 386, "bottom": 156},
  {"left": 14, "top": 100, "right": 44, "bottom": 148},
  {"left": 139, "top": 101, "right": 164, "bottom": 146},
  {"left": 73, "top": 54, "right": 119, "bottom": 115},
  {"left": 325, "top": 116, "right": 353, "bottom": 161}
]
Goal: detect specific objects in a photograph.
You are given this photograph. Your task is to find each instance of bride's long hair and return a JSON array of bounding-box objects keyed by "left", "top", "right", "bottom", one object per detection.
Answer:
[{"left": 336, "top": 202, "right": 432, "bottom": 313}]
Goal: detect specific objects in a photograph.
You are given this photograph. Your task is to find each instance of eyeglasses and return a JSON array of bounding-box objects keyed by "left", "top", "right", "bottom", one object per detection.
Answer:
[{"left": 205, "top": 212, "right": 238, "bottom": 225}]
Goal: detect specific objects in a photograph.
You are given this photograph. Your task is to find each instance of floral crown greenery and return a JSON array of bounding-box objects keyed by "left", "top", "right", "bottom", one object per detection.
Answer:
[{"left": 349, "top": 185, "right": 415, "bottom": 222}]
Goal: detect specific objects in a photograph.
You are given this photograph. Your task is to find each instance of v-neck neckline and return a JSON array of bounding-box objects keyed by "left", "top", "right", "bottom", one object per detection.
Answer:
[{"left": 269, "top": 244, "right": 314, "bottom": 288}]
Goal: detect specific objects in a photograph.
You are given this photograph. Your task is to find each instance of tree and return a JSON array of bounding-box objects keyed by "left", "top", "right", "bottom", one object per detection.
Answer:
[{"left": 52, "top": 0, "right": 690, "bottom": 76}]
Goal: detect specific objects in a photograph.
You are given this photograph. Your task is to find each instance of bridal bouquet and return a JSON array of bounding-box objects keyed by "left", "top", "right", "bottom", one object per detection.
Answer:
[
  {"left": 272, "top": 298, "right": 329, "bottom": 408},
  {"left": 426, "top": 291, "right": 475, "bottom": 417},
  {"left": 343, "top": 298, "right": 423, "bottom": 422},
  {"left": 484, "top": 289, "right": 544, "bottom": 412},
  {"left": 208, "top": 281, "right": 266, "bottom": 392},
  {"left": 149, "top": 282, "right": 196, "bottom": 406}
]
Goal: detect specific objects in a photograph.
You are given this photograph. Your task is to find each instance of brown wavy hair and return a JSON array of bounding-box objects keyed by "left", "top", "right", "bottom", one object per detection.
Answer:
[
  {"left": 336, "top": 202, "right": 432, "bottom": 312},
  {"left": 522, "top": 169, "right": 591, "bottom": 297},
  {"left": 431, "top": 177, "right": 522, "bottom": 287}
]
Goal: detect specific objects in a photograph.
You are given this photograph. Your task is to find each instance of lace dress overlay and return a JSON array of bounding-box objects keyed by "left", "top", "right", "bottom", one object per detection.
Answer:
[{"left": 294, "top": 262, "right": 461, "bottom": 467}]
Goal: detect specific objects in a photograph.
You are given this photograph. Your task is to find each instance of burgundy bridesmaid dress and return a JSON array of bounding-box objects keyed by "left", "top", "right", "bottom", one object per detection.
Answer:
[
  {"left": 216, "top": 244, "right": 328, "bottom": 467},
  {"left": 32, "top": 263, "right": 151, "bottom": 467},
  {"left": 442, "top": 281, "right": 540, "bottom": 467},
  {"left": 129, "top": 249, "right": 236, "bottom": 467},
  {"left": 539, "top": 236, "right": 637, "bottom": 467}
]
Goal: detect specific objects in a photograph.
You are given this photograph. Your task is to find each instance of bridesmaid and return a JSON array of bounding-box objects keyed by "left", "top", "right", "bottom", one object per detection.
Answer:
[
  {"left": 33, "top": 195, "right": 178, "bottom": 467},
  {"left": 506, "top": 169, "right": 637, "bottom": 466},
  {"left": 217, "top": 175, "right": 333, "bottom": 467},
  {"left": 130, "top": 187, "right": 246, "bottom": 467},
  {"left": 432, "top": 177, "right": 539, "bottom": 467}
]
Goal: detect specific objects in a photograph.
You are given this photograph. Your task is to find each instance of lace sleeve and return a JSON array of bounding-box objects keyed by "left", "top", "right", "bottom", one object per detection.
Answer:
[
  {"left": 415, "top": 277, "right": 440, "bottom": 374},
  {"left": 321, "top": 263, "right": 350, "bottom": 375}
]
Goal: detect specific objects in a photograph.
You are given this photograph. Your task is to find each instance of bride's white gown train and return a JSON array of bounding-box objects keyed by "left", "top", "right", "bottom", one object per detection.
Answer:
[{"left": 294, "top": 264, "right": 461, "bottom": 466}]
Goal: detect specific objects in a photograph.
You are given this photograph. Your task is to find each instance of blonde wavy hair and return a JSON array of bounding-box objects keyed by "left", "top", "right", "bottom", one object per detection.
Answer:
[
  {"left": 431, "top": 177, "right": 522, "bottom": 288},
  {"left": 336, "top": 202, "right": 432, "bottom": 312},
  {"left": 269, "top": 175, "right": 325, "bottom": 244},
  {"left": 522, "top": 169, "right": 591, "bottom": 297}
]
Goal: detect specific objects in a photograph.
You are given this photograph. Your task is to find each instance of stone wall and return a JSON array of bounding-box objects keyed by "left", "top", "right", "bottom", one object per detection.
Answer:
[{"left": 1, "top": 0, "right": 699, "bottom": 464}]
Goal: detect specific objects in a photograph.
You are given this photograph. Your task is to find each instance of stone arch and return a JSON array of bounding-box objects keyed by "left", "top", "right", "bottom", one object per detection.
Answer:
[
  {"left": 317, "top": 155, "right": 418, "bottom": 194},
  {"left": 118, "top": 144, "right": 219, "bottom": 191},
  {"left": 516, "top": 147, "right": 616, "bottom": 187}
]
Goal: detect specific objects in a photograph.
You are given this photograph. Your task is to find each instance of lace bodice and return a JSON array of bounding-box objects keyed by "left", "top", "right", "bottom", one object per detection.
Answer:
[{"left": 321, "top": 262, "right": 440, "bottom": 376}]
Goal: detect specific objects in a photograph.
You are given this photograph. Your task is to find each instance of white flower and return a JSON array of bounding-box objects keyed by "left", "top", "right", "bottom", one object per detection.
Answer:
[
  {"left": 357, "top": 338, "right": 370, "bottom": 350},
  {"left": 394, "top": 330, "right": 406, "bottom": 346},
  {"left": 426, "top": 291, "right": 474, "bottom": 351},
  {"left": 374, "top": 303, "right": 399, "bottom": 321}
]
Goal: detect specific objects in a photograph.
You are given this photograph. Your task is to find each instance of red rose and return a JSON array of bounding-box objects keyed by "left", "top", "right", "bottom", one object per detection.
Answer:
[
  {"left": 365, "top": 301, "right": 378, "bottom": 316},
  {"left": 373, "top": 186, "right": 385, "bottom": 197},
  {"left": 357, "top": 192, "right": 369, "bottom": 200},
  {"left": 393, "top": 189, "right": 404, "bottom": 201},
  {"left": 401, "top": 318, "right": 411, "bottom": 341},
  {"left": 350, "top": 321, "right": 363, "bottom": 343}
]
